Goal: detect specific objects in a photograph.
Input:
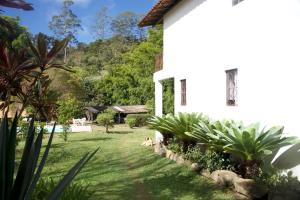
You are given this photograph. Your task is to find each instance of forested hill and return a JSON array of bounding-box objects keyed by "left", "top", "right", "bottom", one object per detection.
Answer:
[
  {"left": 54, "top": 26, "right": 163, "bottom": 111},
  {"left": 0, "top": 3, "right": 163, "bottom": 117}
]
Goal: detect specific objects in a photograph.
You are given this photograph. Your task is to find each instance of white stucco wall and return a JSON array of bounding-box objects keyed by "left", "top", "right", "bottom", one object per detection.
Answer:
[{"left": 154, "top": 0, "right": 300, "bottom": 177}]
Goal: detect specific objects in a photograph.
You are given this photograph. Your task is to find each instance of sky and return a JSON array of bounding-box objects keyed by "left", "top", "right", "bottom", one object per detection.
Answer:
[{"left": 2, "top": 0, "right": 157, "bottom": 43}]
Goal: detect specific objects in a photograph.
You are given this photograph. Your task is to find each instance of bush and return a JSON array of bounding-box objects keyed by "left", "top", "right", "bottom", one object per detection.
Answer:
[
  {"left": 167, "top": 138, "right": 184, "bottom": 154},
  {"left": 255, "top": 169, "right": 300, "bottom": 191},
  {"left": 184, "top": 145, "right": 236, "bottom": 172},
  {"left": 97, "top": 108, "right": 116, "bottom": 133},
  {"left": 126, "top": 114, "right": 151, "bottom": 128},
  {"left": 32, "top": 178, "right": 93, "bottom": 200},
  {"left": 126, "top": 117, "right": 136, "bottom": 128}
]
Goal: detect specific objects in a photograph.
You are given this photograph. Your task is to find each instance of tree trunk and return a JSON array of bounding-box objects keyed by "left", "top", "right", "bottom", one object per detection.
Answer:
[
  {"left": 105, "top": 125, "right": 109, "bottom": 133},
  {"left": 64, "top": 47, "right": 67, "bottom": 63},
  {"left": 241, "top": 160, "right": 260, "bottom": 179}
]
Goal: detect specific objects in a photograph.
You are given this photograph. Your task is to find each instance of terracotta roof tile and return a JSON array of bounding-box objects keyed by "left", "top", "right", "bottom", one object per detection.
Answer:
[{"left": 139, "top": 0, "right": 182, "bottom": 27}]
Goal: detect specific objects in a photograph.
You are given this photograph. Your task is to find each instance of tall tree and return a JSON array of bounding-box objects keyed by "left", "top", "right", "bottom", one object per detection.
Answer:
[
  {"left": 49, "top": 0, "right": 82, "bottom": 62},
  {"left": 111, "top": 11, "right": 146, "bottom": 41},
  {"left": 91, "top": 6, "right": 111, "bottom": 40},
  {"left": 0, "top": 16, "right": 28, "bottom": 49}
]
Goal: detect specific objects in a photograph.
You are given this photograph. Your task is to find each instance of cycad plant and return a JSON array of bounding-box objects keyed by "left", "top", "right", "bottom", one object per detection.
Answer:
[
  {"left": 0, "top": 114, "right": 99, "bottom": 200},
  {"left": 187, "top": 120, "right": 236, "bottom": 150},
  {"left": 148, "top": 113, "right": 205, "bottom": 151},
  {"left": 211, "top": 123, "right": 295, "bottom": 178}
]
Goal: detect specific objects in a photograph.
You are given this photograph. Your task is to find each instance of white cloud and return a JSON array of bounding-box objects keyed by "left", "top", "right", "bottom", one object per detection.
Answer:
[{"left": 50, "top": 0, "right": 93, "bottom": 6}]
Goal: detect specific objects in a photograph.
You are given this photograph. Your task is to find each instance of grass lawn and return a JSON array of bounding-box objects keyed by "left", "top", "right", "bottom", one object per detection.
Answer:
[{"left": 19, "top": 124, "right": 235, "bottom": 200}]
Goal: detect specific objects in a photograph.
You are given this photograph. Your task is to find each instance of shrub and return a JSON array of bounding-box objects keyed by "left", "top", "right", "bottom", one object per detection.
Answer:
[
  {"left": 255, "top": 169, "right": 300, "bottom": 194},
  {"left": 96, "top": 108, "right": 116, "bottom": 133},
  {"left": 58, "top": 98, "right": 83, "bottom": 142},
  {"left": 126, "top": 114, "right": 151, "bottom": 128},
  {"left": 167, "top": 138, "right": 184, "bottom": 154},
  {"left": 184, "top": 145, "right": 236, "bottom": 172},
  {"left": 126, "top": 117, "right": 136, "bottom": 128},
  {"left": 32, "top": 178, "right": 93, "bottom": 200}
]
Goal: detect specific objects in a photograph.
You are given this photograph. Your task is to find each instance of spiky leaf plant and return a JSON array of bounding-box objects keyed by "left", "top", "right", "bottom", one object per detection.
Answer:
[
  {"left": 148, "top": 113, "right": 205, "bottom": 151},
  {"left": 0, "top": 114, "right": 99, "bottom": 200}
]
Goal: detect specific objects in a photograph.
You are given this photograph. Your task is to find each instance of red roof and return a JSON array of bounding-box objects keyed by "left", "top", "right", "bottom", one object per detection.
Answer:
[{"left": 139, "top": 0, "right": 182, "bottom": 27}]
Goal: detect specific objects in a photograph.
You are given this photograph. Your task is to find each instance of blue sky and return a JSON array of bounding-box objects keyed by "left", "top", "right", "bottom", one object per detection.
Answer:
[{"left": 3, "top": 0, "right": 156, "bottom": 43}]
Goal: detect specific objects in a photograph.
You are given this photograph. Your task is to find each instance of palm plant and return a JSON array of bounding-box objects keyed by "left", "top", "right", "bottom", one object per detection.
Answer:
[
  {"left": 0, "top": 114, "right": 99, "bottom": 200},
  {"left": 214, "top": 123, "right": 296, "bottom": 178},
  {"left": 148, "top": 113, "right": 205, "bottom": 151},
  {"left": 186, "top": 120, "right": 236, "bottom": 150}
]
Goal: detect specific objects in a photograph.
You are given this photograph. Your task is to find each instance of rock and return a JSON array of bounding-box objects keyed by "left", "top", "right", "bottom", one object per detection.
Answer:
[
  {"left": 176, "top": 155, "right": 185, "bottom": 164},
  {"left": 166, "top": 149, "right": 173, "bottom": 159},
  {"left": 170, "top": 152, "right": 178, "bottom": 161},
  {"left": 234, "top": 177, "right": 268, "bottom": 199},
  {"left": 210, "top": 170, "right": 239, "bottom": 187},
  {"left": 184, "top": 159, "right": 192, "bottom": 166},
  {"left": 234, "top": 192, "right": 251, "bottom": 200},
  {"left": 201, "top": 169, "right": 211, "bottom": 178},
  {"left": 141, "top": 137, "right": 154, "bottom": 147},
  {"left": 154, "top": 143, "right": 166, "bottom": 157},
  {"left": 191, "top": 163, "right": 201, "bottom": 172}
]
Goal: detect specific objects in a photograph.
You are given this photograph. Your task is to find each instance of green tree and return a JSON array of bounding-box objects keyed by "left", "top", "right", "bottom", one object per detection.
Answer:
[
  {"left": 95, "top": 26, "right": 163, "bottom": 107},
  {"left": 49, "top": 0, "right": 82, "bottom": 62},
  {"left": 57, "top": 98, "right": 83, "bottom": 141},
  {"left": 96, "top": 108, "right": 116, "bottom": 133},
  {"left": 0, "top": 16, "right": 29, "bottom": 49}
]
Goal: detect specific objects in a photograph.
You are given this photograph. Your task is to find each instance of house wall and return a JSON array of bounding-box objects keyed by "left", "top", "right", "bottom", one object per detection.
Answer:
[{"left": 154, "top": 0, "right": 300, "bottom": 177}]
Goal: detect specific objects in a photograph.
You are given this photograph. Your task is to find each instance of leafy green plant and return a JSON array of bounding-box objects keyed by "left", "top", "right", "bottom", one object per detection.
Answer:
[
  {"left": 255, "top": 169, "right": 300, "bottom": 194},
  {"left": 167, "top": 138, "right": 184, "bottom": 154},
  {"left": 32, "top": 178, "right": 93, "bottom": 200},
  {"left": 57, "top": 98, "right": 82, "bottom": 142},
  {"left": 126, "top": 117, "right": 136, "bottom": 128},
  {"left": 0, "top": 114, "right": 99, "bottom": 200},
  {"left": 126, "top": 114, "right": 151, "bottom": 128},
  {"left": 96, "top": 108, "right": 116, "bottom": 133},
  {"left": 184, "top": 145, "right": 236, "bottom": 172},
  {"left": 148, "top": 113, "right": 205, "bottom": 151}
]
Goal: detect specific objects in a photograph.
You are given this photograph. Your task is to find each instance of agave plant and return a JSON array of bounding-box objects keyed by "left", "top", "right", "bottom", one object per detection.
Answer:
[
  {"left": 0, "top": 114, "right": 99, "bottom": 200},
  {"left": 213, "top": 123, "right": 296, "bottom": 178},
  {"left": 148, "top": 113, "right": 205, "bottom": 151}
]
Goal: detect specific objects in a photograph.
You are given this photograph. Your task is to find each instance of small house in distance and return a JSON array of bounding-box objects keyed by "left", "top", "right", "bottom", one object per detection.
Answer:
[
  {"left": 111, "top": 105, "right": 148, "bottom": 123},
  {"left": 84, "top": 106, "right": 107, "bottom": 121}
]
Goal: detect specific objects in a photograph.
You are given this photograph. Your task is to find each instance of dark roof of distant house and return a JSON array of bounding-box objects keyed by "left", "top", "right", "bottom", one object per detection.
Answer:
[
  {"left": 139, "top": 0, "right": 182, "bottom": 27},
  {"left": 111, "top": 105, "right": 148, "bottom": 114},
  {"left": 85, "top": 106, "right": 106, "bottom": 114}
]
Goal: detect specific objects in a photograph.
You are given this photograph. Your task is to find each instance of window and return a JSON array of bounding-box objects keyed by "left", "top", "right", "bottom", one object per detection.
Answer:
[
  {"left": 233, "top": 0, "right": 244, "bottom": 6},
  {"left": 226, "top": 69, "right": 238, "bottom": 106},
  {"left": 180, "top": 79, "right": 186, "bottom": 106}
]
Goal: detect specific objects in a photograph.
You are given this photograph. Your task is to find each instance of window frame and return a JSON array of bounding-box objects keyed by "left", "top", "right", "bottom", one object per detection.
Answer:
[
  {"left": 232, "top": 0, "right": 244, "bottom": 6},
  {"left": 225, "top": 69, "right": 238, "bottom": 106},
  {"left": 180, "top": 79, "right": 187, "bottom": 106}
]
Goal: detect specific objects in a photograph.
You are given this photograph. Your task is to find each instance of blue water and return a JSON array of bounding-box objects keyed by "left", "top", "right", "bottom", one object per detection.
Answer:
[{"left": 44, "top": 125, "right": 65, "bottom": 133}]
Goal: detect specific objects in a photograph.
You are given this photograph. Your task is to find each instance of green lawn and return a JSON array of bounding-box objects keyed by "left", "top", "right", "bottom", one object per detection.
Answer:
[{"left": 22, "top": 125, "right": 235, "bottom": 200}]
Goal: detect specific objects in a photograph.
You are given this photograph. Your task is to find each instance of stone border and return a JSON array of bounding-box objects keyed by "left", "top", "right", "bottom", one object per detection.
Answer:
[{"left": 152, "top": 143, "right": 268, "bottom": 200}]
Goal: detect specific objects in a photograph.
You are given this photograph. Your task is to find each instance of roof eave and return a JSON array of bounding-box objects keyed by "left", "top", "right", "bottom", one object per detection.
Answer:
[{"left": 139, "top": 0, "right": 182, "bottom": 27}]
